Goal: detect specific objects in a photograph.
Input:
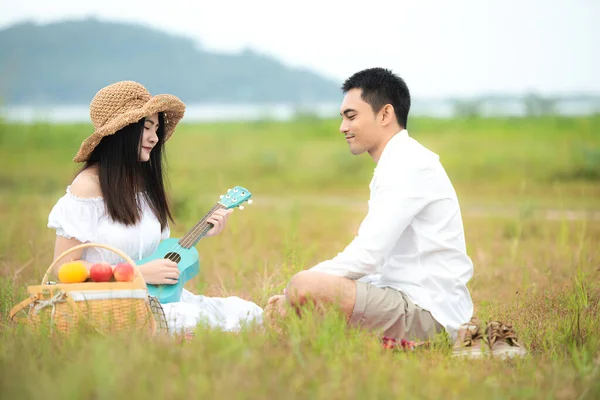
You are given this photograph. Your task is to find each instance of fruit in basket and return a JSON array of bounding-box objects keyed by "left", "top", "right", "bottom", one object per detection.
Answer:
[
  {"left": 58, "top": 261, "right": 88, "bottom": 283},
  {"left": 114, "top": 262, "right": 134, "bottom": 282},
  {"left": 90, "top": 262, "right": 113, "bottom": 282}
]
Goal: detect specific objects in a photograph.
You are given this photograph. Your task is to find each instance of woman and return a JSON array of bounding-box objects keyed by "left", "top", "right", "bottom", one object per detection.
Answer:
[{"left": 48, "top": 80, "right": 263, "bottom": 334}]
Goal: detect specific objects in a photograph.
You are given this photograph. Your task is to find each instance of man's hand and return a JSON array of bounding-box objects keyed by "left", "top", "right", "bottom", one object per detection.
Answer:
[
  {"left": 265, "top": 293, "right": 288, "bottom": 321},
  {"left": 268, "top": 294, "right": 285, "bottom": 305},
  {"left": 267, "top": 288, "right": 287, "bottom": 306}
]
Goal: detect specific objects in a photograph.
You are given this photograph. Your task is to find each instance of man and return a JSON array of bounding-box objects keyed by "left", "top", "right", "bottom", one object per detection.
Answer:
[{"left": 267, "top": 67, "right": 474, "bottom": 346}]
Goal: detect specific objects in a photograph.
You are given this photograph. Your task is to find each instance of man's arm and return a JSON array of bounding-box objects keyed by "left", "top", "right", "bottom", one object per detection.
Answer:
[{"left": 310, "top": 168, "right": 430, "bottom": 279}]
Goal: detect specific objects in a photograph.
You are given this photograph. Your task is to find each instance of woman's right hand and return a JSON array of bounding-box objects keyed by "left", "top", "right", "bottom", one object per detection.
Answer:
[{"left": 138, "top": 259, "right": 180, "bottom": 285}]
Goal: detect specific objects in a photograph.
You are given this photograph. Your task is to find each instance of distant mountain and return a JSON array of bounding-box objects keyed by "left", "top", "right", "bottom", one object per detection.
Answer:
[{"left": 0, "top": 19, "right": 342, "bottom": 105}]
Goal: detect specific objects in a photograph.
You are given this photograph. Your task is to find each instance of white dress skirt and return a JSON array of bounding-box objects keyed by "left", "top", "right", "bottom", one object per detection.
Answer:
[{"left": 47, "top": 186, "right": 263, "bottom": 334}]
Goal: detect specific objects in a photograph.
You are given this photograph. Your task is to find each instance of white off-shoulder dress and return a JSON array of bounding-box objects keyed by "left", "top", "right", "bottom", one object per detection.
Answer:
[{"left": 48, "top": 186, "right": 263, "bottom": 334}]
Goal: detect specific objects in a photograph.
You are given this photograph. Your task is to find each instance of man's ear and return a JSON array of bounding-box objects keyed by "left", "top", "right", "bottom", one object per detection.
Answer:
[{"left": 380, "top": 104, "right": 395, "bottom": 127}]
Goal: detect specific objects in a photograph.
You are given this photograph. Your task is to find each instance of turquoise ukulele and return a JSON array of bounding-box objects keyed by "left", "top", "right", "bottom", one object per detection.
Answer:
[{"left": 143, "top": 186, "right": 252, "bottom": 303}]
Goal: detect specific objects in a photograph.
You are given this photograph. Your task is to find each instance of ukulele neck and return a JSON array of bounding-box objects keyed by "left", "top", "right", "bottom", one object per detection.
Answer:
[{"left": 178, "top": 203, "right": 226, "bottom": 248}]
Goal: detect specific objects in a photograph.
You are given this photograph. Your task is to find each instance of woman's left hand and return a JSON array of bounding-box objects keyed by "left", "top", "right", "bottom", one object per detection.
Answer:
[{"left": 205, "top": 208, "right": 233, "bottom": 237}]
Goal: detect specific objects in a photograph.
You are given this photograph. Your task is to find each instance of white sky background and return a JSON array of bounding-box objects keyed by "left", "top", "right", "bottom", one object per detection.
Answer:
[{"left": 0, "top": 0, "right": 598, "bottom": 98}]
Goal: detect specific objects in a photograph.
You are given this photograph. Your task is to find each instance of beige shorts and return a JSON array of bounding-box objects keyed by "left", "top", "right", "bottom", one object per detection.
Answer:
[{"left": 349, "top": 281, "right": 444, "bottom": 341}]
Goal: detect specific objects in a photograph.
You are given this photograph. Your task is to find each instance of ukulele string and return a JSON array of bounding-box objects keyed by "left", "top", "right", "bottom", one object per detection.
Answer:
[
  {"left": 162, "top": 203, "right": 223, "bottom": 262},
  {"left": 163, "top": 204, "right": 220, "bottom": 261},
  {"left": 183, "top": 190, "right": 248, "bottom": 245},
  {"left": 180, "top": 203, "right": 223, "bottom": 247},
  {"left": 178, "top": 204, "right": 224, "bottom": 248}
]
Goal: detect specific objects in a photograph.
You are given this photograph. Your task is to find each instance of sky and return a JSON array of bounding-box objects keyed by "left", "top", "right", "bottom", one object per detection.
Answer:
[{"left": 0, "top": 0, "right": 598, "bottom": 98}]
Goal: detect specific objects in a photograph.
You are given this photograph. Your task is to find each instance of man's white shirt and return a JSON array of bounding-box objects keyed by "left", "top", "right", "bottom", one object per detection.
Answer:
[{"left": 310, "top": 129, "right": 474, "bottom": 337}]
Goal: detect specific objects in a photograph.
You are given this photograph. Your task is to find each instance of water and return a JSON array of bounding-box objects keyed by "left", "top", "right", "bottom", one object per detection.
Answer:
[
  {"left": 0, "top": 103, "right": 339, "bottom": 124},
  {"left": 1, "top": 99, "right": 598, "bottom": 123}
]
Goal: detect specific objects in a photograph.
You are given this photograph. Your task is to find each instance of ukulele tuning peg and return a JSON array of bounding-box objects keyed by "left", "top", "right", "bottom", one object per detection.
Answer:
[
  {"left": 248, "top": 199, "right": 253, "bottom": 204},
  {"left": 238, "top": 206, "right": 245, "bottom": 210}
]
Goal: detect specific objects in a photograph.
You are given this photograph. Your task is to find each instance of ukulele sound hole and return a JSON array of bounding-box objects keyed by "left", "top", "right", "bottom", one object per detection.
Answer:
[{"left": 165, "top": 252, "right": 182, "bottom": 263}]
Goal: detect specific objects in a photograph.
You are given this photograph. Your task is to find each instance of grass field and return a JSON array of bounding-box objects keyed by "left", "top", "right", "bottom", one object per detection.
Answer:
[{"left": 1, "top": 115, "right": 599, "bottom": 399}]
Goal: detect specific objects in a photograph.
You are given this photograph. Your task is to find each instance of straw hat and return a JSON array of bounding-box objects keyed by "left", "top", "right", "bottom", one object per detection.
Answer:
[{"left": 73, "top": 81, "right": 186, "bottom": 163}]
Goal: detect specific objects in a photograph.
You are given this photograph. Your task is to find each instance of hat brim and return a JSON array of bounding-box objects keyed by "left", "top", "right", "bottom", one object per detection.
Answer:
[{"left": 73, "top": 94, "right": 186, "bottom": 163}]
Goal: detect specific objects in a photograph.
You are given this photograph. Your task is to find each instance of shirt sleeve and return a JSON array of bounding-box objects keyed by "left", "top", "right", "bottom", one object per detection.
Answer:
[
  {"left": 47, "top": 191, "right": 104, "bottom": 243},
  {"left": 310, "top": 165, "right": 432, "bottom": 279}
]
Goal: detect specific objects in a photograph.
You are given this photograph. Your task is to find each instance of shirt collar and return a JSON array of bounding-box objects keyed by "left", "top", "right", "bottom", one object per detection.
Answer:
[{"left": 377, "top": 129, "right": 409, "bottom": 165}]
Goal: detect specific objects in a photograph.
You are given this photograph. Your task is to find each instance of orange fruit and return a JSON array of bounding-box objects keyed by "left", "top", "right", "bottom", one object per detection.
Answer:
[{"left": 58, "top": 261, "right": 88, "bottom": 283}]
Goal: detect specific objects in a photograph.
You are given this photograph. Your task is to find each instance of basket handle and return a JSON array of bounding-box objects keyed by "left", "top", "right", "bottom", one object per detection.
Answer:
[
  {"left": 8, "top": 295, "right": 39, "bottom": 324},
  {"left": 43, "top": 242, "right": 142, "bottom": 285}
]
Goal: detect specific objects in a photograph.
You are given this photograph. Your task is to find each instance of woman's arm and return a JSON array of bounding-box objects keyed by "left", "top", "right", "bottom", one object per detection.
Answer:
[
  {"left": 51, "top": 236, "right": 92, "bottom": 275},
  {"left": 52, "top": 236, "right": 179, "bottom": 285},
  {"left": 49, "top": 169, "right": 101, "bottom": 276}
]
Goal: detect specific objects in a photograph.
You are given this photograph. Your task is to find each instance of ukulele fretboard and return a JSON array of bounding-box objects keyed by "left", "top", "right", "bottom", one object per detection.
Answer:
[{"left": 178, "top": 203, "right": 227, "bottom": 248}]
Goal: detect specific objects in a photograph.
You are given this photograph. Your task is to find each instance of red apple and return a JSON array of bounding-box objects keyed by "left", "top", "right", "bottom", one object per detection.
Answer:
[
  {"left": 89, "top": 262, "right": 113, "bottom": 282},
  {"left": 113, "top": 262, "right": 135, "bottom": 282}
]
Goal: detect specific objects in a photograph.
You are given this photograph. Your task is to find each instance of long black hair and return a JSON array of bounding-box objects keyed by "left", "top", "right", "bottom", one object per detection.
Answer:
[{"left": 82, "top": 112, "right": 173, "bottom": 230}]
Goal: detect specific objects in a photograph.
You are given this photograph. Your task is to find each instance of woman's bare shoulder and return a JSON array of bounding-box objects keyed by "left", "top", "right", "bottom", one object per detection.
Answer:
[{"left": 70, "top": 168, "right": 102, "bottom": 198}]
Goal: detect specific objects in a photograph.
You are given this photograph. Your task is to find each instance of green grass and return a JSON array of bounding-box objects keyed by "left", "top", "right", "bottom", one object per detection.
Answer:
[{"left": 1, "top": 115, "right": 599, "bottom": 399}]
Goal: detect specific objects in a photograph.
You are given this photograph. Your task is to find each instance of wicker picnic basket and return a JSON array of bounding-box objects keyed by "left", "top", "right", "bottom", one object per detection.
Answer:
[{"left": 9, "top": 243, "right": 167, "bottom": 336}]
